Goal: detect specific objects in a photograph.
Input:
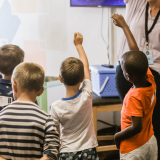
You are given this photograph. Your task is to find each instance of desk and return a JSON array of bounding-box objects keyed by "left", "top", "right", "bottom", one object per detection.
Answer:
[{"left": 92, "top": 93, "right": 122, "bottom": 152}]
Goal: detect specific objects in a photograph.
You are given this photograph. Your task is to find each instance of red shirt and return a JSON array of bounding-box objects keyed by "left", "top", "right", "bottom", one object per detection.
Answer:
[{"left": 120, "top": 69, "right": 156, "bottom": 154}]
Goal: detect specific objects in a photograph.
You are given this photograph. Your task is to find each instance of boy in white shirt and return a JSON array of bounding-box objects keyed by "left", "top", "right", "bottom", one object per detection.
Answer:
[{"left": 51, "top": 33, "right": 99, "bottom": 160}]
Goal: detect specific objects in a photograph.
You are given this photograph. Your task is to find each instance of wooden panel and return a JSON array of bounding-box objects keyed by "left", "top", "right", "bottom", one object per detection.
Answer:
[
  {"left": 96, "top": 104, "right": 122, "bottom": 113},
  {"left": 96, "top": 145, "right": 118, "bottom": 152},
  {"left": 93, "top": 107, "right": 97, "bottom": 136},
  {"left": 97, "top": 135, "right": 114, "bottom": 141}
]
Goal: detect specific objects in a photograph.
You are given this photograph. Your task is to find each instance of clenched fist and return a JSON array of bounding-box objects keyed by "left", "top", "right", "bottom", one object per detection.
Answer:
[
  {"left": 74, "top": 32, "right": 83, "bottom": 46},
  {"left": 112, "top": 14, "right": 127, "bottom": 29}
]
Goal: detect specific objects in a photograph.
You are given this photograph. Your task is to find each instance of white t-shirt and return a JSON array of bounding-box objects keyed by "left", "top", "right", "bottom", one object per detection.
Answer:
[
  {"left": 51, "top": 79, "right": 98, "bottom": 153},
  {"left": 118, "top": 0, "right": 160, "bottom": 74}
]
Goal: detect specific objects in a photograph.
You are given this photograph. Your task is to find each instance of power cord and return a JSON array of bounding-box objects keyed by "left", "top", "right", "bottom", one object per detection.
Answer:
[{"left": 101, "top": 7, "right": 110, "bottom": 65}]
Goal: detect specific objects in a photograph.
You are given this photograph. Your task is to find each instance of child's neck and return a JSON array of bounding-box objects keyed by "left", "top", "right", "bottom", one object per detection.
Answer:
[
  {"left": 2, "top": 75, "right": 12, "bottom": 80},
  {"left": 17, "top": 92, "right": 37, "bottom": 103},
  {"left": 133, "top": 77, "right": 150, "bottom": 89},
  {"left": 65, "top": 84, "right": 80, "bottom": 98}
]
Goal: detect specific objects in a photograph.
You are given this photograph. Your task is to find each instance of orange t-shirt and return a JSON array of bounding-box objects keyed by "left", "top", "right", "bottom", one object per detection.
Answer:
[{"left": 120, "top": 68, "right": 156, "bottom": 154}]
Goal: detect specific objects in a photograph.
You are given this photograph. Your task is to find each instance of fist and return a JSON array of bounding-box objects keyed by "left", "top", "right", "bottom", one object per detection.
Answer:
[
  {"left": 112, "top": 14, "right": 127, "bottom": 28},
  {"left": 74, "top": 32, "right": 83, "bottom": 46}
]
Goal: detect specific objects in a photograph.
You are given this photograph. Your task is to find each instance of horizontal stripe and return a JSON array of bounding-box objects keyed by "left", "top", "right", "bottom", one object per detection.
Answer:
[
  {"left": 0, "top": 152, "right": 41, "bottom": 158},
  {"left": 0, "top": 112, "right": 46, "bottom": 121},
  {"left": 46, "top": 132, "right": 59, "bottom": 137},
  {"left": 45, "top": 124, "right": 54, "bottom": 132},
  {"left": 0, "top": 145, "right": 42, "bottom": 151},
  {"left": 0, "top": 118, "right": 45, "bottom": 126},
  {"left": 0, "top": 148, "right": 41, "bottom": 156},
  {"left": 0, "top": 124, "right": 45, "bottom": 133},
  {"left": 46, "top": 118, "right": 55, "bottom": 123},
  {"left": 2, "top": 106, "right": 47, "bottom": 117},
  {"left": 0, "top": 138, "right": 42, "bottom": 144},
  {"left": 0, "top": 132, "right": 44, "bottom": 140},
  {"left": 0, "top": 141, "right": 41, "bottom": 149}
]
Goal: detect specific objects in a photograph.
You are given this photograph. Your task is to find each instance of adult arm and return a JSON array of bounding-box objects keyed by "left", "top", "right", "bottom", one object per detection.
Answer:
[{"left": 74, "top": 33, "right": 91, "bottom": 80}]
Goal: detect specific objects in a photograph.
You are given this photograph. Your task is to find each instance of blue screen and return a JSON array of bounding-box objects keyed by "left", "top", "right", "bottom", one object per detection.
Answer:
[{"left": 71, "top": 0, "right": 125, "bottom": 6}]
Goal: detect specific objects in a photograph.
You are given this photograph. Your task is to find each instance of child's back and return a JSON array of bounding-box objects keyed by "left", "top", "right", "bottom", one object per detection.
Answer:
[
  {"left": 52, "top": 79, "right": 97, "bottom": 152},
  {"left": 0, "top": 62, "right": 59, "bottom": 160},
  {"left": 0, "top": 101, "right": 58, "bottom": 160},
  {"left": 51, "top": 33, "right": 98, "bottom": 159},
  {"left": 121, "top": 67, "right": 156, "bottom": 153}
]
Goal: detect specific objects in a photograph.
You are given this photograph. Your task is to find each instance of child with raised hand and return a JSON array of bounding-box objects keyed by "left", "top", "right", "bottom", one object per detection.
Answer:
[
  {"left": 51, "top": 33, "right": 99, "bottom": 160},
  {"left": 0, "top": 62, "right": 59, "bottom": 160},
  {"left": 112, "top": 14, "right": 158, "bottom": 160}
]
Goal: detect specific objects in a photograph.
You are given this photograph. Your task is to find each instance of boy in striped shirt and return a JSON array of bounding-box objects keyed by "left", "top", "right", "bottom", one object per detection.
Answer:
[{"left": 0, "top": 62, "right": 59, "bottom": 160}]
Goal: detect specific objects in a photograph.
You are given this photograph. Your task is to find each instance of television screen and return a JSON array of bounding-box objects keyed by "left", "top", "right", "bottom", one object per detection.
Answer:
[{"left": 71, "top": 0, "right": 126, "bottom": 7}]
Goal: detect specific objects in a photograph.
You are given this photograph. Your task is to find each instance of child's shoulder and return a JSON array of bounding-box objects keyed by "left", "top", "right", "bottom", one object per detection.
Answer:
[
  {"left": 125, "top": 89, "right": 143, "bottom": 102},
  {"left": 1, "top": 102, "right": 48, "bottom": 118},
  {"left": 51, "top": 99, "right": 63, "bottom": 108}
]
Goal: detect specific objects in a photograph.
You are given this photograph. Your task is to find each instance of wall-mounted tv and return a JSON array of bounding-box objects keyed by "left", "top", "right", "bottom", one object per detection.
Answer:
[{"left": 71, "top": 0, "right": 126, "bottom": 7}]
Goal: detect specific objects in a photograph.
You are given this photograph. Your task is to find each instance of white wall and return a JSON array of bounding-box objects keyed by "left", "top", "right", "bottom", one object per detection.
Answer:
[{"left": 46, "top": 1, "right": 126, "bottom": 77}]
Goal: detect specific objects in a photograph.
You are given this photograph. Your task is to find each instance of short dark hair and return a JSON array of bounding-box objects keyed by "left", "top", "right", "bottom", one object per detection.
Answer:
[
  {"left": 0, "top": 45, "right": 24, "bottom": 75},
  {"left": 122, "top": 51, "right": 148, "bottom": 78},
  {"left": 12, "top": 62, "right": 45, "bottom": 92},
  {"left": 60, "top": 57, "right": 84, "bottom": 86}
]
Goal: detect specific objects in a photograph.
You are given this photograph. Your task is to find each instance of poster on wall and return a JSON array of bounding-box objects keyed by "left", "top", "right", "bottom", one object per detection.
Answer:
[{"left": 71, "top": 0, "right": 126, "bottom": 6}]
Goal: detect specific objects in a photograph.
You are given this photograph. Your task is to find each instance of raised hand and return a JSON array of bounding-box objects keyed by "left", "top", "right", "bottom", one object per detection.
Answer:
[
  {"left": 74, "top": 32, "right": 83, "bottom": 46},
  {"left": 111, "top": 14, "right": 127, "bottom": 28}
]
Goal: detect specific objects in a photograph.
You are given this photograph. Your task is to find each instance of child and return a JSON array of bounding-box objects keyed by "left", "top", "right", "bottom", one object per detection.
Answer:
[
  {"left": 0, "top": 62, "right": 59, "bottom": 160},
  {"left": 0, "top": 45, "right": 24, "bottom": 110},
  {"left": 51, "top": 33, "right": 99, "bottom": 160},
  {"left": 0, "top": 45, "right": 38, "bottom": 110},
  {"left": 112, "top": 14, "right": 158, "bottom": 159}
]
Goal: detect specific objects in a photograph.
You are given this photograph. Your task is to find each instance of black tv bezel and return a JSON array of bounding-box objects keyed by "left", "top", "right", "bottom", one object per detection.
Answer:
[{"left": 70, "top": 0, "right": 126, "bottom": 7}]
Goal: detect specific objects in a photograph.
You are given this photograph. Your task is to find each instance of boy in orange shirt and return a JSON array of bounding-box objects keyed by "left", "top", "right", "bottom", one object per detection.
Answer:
[{"left": 112, "top": 14, "right": 158, "bottom": 159}]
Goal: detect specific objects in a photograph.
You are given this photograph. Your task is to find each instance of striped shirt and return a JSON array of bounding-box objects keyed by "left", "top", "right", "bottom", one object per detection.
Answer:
[{"left": 0, "top": 101, "right": 59, "bottom": 160}]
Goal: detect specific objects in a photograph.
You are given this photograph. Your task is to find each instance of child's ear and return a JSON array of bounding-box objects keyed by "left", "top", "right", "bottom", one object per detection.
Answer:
[
  {"left": 37, "top": 87, "right": 44, "bottom": 96},
  {"left": 58, "top": 75, "right": 63, "bottom": 83},
  {"left": 126, "top": 73, "right": 130, "bottom": 81},
  {"left": 12, "top": 81, "right": 17, "bottom": 93}
]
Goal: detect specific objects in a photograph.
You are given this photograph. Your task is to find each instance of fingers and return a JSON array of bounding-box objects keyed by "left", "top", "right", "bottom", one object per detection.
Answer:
[
  {"left": 111, "top": 13, "right": 121, "bottom": 20},
  {"left": 74, "top": 33, "right": 77, "bottom": 38},
  {"left": 113, "top": 20, "right": 117, "bottom": 25}
]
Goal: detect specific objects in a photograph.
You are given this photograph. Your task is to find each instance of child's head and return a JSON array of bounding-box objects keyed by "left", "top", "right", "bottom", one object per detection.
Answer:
[
  {"left": 59, "top": 57, "right": 84, "bottom": 86},
  {"left": 0, "top": 45, "right": 24, "bottom": 76},
  {"left": 120, "top": 51, "right": 148, "bottom": 83},
  {"left": 12, "top": 62, "right": 44, "bottom": 100}
]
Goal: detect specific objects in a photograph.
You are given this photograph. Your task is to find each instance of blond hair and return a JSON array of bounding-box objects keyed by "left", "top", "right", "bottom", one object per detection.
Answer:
[
  {"left": 0, "top": 45, "right": 24, "bottom": 75},
  {"left": 12, "top": 62, "right": 45, "bottom": 92}
]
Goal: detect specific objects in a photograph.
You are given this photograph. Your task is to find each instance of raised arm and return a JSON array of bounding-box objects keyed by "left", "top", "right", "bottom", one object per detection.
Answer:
[
  {"left": 74, "top": 32, "right": 91, "bottom": 80},
  {"left": 112, "top": 14, "right": 139, "bottom": 51}
]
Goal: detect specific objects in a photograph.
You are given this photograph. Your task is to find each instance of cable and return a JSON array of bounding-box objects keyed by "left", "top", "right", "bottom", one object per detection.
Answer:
[{"left": 101, "top": 7, "right": 110, "bottom": 65}]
